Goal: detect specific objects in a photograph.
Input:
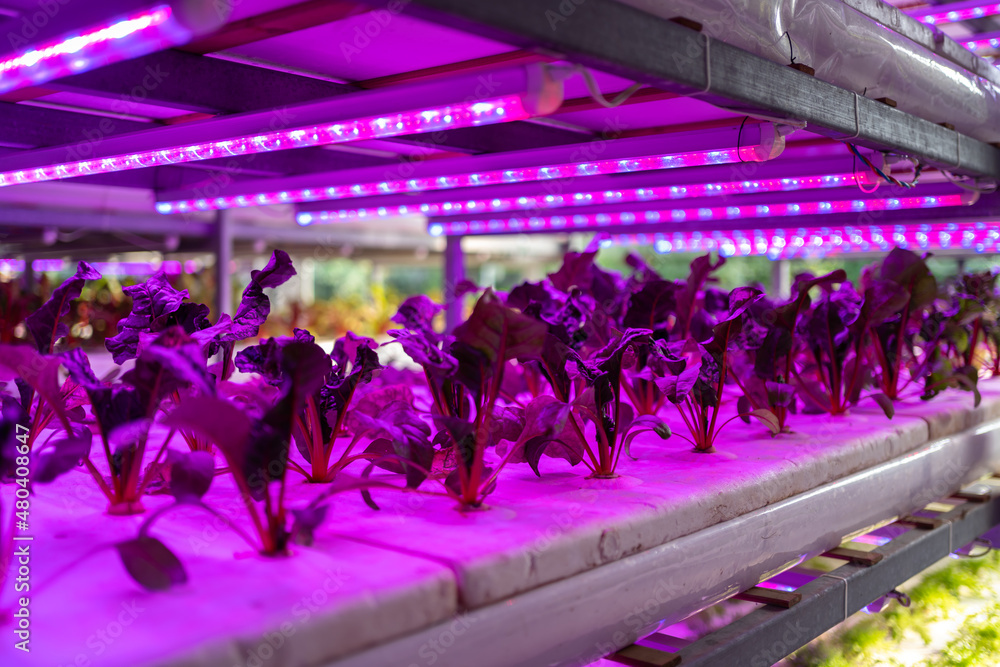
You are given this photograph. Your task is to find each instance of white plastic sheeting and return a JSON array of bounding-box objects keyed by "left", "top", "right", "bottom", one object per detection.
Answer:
[{"left": 618, "top": 0, "right": 1000, "bottom": 144}]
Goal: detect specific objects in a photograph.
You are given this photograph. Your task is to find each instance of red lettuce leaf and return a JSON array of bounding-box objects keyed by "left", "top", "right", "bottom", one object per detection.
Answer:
[{"left": 26, "top": 261, "right": 101, "bottom": 354}]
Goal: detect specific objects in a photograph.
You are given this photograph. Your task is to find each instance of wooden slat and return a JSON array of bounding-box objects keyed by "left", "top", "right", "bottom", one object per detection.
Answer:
[
  {"left": 734, "top": 586, "right": 802, "bottom": 608},
  {"left": 822, "top": 547, "right": 884, "bottom": 565},
  {"left": 952, "top": 489, "right": 992, "bottom": 503},
  {"left": 609, "top": 644, "right": 682, "bottom": 667},
  {"left": 898, "top": 515, "right": 946, "bottom": 530}
]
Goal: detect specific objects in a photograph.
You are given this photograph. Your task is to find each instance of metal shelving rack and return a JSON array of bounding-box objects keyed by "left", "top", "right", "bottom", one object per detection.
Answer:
[
  {"left": 1, "top": 4, "right": 1000, "bottom": 661},
  {"left": 610, "top": 484, "right": 1000, "bottom": 667}
]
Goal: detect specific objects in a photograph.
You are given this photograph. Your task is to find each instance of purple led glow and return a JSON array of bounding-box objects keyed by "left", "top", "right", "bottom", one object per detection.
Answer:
[
  {"left": 297, "top": 172, "right": 867, "bottom": 225},
  {"left": 596, "top": 222, "right": 1000, "bottom": 259},
  {"left": 0, "top": 259, "right": 183, "bottom": 275},
  {"left": 963, "top": 34, "right": 1000, "bottom": 52},
  {"left": 911, "top": 2, "right": 1000, "bottom": 24},
  {"left": 429, "top": 194, "right": 970, "bottom": 236},
  {"left": 0, "top": 5, "right": 184, "bottom": 95},
  {"left": 157, "top": 148, "right": 757, "bottom": 215},
  {"left": 0, "top": 95, "right": 528, "bottom": 188}
]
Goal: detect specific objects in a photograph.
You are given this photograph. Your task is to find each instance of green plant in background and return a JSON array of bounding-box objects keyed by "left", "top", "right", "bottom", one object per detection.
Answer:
[
  {"left": 789, "top": 549, "right": 1000, "bottom": 667},
  {"left": 929, "top": 603, "right": 1000, "bottom": 667}
]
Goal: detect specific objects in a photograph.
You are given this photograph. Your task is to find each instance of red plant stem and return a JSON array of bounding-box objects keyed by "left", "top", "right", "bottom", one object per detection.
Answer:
[
  {"left": 869, "top": 330, "right": 892, "bottom": 395},
  {"left": 135, "top": 428, "right": 176, "bottom": 497},
  {"left": 891, "top": 303, "right": 911, "bottom": 396},
  {"left": 705, "top": 347, "right": 730, "bottom": 444},
  {"left": 842, "top": 333, "right": 869, "bottom": 414},
  {"left": 967, "top": 319, "right": 982, "bottom": 367},
  {"left": 83, "top": 457, "right": 113, "bottom": 501},
  {"left": 236, "top": 476, "right": 270, "bottom": 553}
]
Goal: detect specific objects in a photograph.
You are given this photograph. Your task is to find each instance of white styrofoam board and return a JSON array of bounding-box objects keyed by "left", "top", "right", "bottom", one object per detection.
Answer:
[
  {"left": 0, "top": 470, "right": 457, "bottom": 667},
  {"left": 331, "top": 415, "right": 1000, "bottom": 667}
]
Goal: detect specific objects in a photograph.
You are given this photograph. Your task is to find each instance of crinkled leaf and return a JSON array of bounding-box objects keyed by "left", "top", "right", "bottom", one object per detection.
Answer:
[
  {"left": 220, "top": 250, "right": 296, "bottom": 342},
  {"left": 115, "top": 537, "right": 187, "bottom": 591},
  {"left": 26, "top": 261, "right": 101, "bottom": 354},
  {"left": 105, "top": 270, "right": 187, "bottom": 363}
]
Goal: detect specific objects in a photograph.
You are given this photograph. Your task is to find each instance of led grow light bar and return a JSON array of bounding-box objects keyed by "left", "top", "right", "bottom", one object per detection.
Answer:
[
  {"left": 0, "top": 2, "right": 229, "bottom": 95},
  {"left": 428, "top": 194, "right": 970, "bottom": 236},
  {"left": 907, "top": 1, "right": 1000, "bottom": 25},
  {"left": 160, "top": 149, "right": 757, "bottom": 215},
  {"left": 596, "top": 222, "right": 1000, "bottom": 258},
  {"left": 155, "top": 123, "right": 787, "bottom": 214},
  {"left": 962, "top": 31, "right": 1000, "bottom": 52},
  {"left": 0, "top": 259, "right": 184, "bottom": 275},
  {"left": 296, "top": 172, "right": 866, "bottom": 225},
  {"left": 0, "top": 96, "right": 528, "bottom": 187}
]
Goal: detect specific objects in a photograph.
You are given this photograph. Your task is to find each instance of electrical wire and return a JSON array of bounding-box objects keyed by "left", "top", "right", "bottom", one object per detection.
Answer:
[
  {"left": 847, "top": 143, "right": 924, "bottom": 189},
  {"left": 575, "top": 66, "right": 643, "bottom": 109},
  {"left": 942, "top": 170, "right": 999, "bottom": 193},
  {"left": 544, "top": 64, "right": 645, "bottom": 109}
]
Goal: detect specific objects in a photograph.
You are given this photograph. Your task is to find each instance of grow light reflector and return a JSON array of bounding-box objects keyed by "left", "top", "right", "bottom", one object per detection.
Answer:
[
  {"left": 158, "top": 148, "right": 760, "bottom": 215},
  {"left": 599, "top": 222, "right": 1000, "bottom": 259},
  {"left": 0, "top": 95, "right": 528, "bottom": 188},
  {"left": 296, "top": 173, "right": 865, "bottom": 225},
  {"left": 908, "top": 1, "right": 1000, "bottom": 25},
  {"left": 428, "top": 194, "right": 970, "bottom": 236},
  {"left": 0, "top": 5, "right": 199, "bottom": 95}
]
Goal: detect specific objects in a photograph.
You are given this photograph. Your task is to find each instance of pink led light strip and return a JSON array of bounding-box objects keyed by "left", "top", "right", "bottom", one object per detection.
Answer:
[
  {"left": 598, "top": 222, "right": 1000, "bottom": 259},
  {"left": 0, "top": 96, "right": 527, "bottom": 188},
  {"left": 911, "top": 2, "right": 1000, "bottom": 24},
  {"left": 297, "top": 173, "right": 865, "bottom": 224},
  {"left": 0, "top": 259, "right": 184, "bottom": 275},
  {"left": 0, "top": 5, "right": 178, "bottom": 95},
  {"left": 429, "top": 194, "right": 970, "bottom": 236},
  {"left": 156, "top": 148, "right": 751, "bottom": 214},
  {"left": 963, "top": 34, "right": 1000, "bottom": 52}
]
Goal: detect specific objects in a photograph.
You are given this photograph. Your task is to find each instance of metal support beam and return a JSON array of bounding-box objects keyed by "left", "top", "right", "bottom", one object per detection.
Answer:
[
  {"left": 673, "top": 491, "right": 1000, "bottom": 666},
  {"left": 0, "top": 65, "right": 549, "bottom": 179},
  {"left": 214, "top": 212, "right": 235, "bottom": 318},
  {"left": 0, "top": 102, "right": 151, "bottom": 149},
  {"left": 0, "top": 207, "right": 214, "bottom": 237},
  {"left": 47, "top": 49, "right": 356, "bottom": 115},
  {"left": 771, "top": 259, "right": 791, "bottom": 299},
  {"left": 444, "top": 235, "right": 465, "bottom": 332},
  {"left": 358, "top": 0, "right": 1000, "bottom": 178},
  {"left": 21, "top": 256, "right": 34, "bottom": 292}
]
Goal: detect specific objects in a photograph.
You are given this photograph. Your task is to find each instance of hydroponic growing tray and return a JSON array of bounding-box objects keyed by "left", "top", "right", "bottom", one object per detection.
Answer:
[{"left": 4, "top": 381, "right": 1000, "bottom": 667}]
